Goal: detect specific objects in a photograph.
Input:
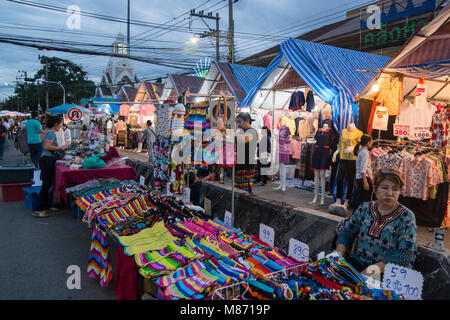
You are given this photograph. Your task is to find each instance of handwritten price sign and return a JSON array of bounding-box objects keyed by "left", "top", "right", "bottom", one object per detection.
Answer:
[
  {"left": 288, "top": 238, "right": 309, "bottom": 262},
  {"left": 411, "top": 127, "right": 431, "bottom": 140},
  {"left": 259, "top": 223, "right": 275, "bottom": 247},
  {"left": 224, "top": 210, "right": 233, "bottom": 226},
  {"left": 382, "top": 263, "right": 423, "bottom": 300},
  {"left": 393, "top": 124, "right": 409, "bottom": 138}
]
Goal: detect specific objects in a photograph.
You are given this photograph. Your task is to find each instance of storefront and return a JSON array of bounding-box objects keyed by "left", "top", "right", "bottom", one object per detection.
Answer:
[{"left": 358, "top": 2, "right": 450, "bottom": 228}]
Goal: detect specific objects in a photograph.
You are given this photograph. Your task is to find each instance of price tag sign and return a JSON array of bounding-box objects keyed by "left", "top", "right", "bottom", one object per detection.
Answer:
[
  {"left": 259, "top": 223, "right": 275, "bottom": 247},
  {"left": 382, "top": 263, "right": 423, "bottom": 300},
  {"left": 393, "top": 124, "right": 410, "bottom": 138},
  {"left": 204, "top": 198, "right": 211, "bottom": 216},
  {"left": 411, "top": 126, "right": 431, "bottom": 140},
  {"left": 224, "top": 210, "right": 233, "bottom": 226},
  {"left": 182, "top": 187, "right": 191, "bottom": 204},
  {"left": 288, "top": 238, "right": 309, "bottom": 262},
  {"left": 139, "top": 175, "right": 145, "bottom": 186}
]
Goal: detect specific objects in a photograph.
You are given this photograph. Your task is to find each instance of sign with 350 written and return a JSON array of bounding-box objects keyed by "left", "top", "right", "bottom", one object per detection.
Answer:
[{"left": 393, "top": 124, "right": 409, "bottom": 138}]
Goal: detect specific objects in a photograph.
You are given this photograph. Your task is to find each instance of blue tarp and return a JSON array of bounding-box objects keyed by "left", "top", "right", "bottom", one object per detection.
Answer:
[
  {"left": 48, "top": 104, "right": 91, "bottom": 114},
  {"left": 242, "top": 38, "right": 390, "bottom": 133},
  {"left": 388, "top": 59, "right": 450, "bottom": 79}
]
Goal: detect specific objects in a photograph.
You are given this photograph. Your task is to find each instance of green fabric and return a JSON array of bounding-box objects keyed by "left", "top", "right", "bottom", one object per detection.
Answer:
[
  {"left": 82, "top": 153, "right": 107, "bottom": 169},
  {"left": 25, "top": 119, "right": 42, "bottom": 144}
]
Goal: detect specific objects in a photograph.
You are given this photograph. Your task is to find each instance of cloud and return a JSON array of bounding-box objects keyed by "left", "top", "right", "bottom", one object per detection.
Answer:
[{"left": 0, "top": 0, "right": 358, "bottom": 96}]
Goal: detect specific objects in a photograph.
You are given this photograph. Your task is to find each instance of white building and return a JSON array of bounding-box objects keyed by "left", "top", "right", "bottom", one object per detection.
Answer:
[{"left": 95, "top": 33, "right": 139, "bottom": 98}]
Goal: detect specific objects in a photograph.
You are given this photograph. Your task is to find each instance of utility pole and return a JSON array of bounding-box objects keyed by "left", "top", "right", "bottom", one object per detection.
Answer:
[
  {"left": 228, "top": 0, "right": 234, "bottom": 63},
  {"left": 127, "top": 0, "right": 130, "bottom": 45},
  {"left": 45, "top": 58, "right": 49, "bottom": 111},
  {"left": 190, "top": 10, "right": 220, "bottom": 61}
]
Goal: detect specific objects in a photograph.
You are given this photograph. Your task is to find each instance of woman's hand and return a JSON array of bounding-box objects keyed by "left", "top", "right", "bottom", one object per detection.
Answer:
[
  {"left": 363, "top": 180, "right": 370, "bottom": 191},
  {"left": 361, "top": 262, "right": 385, "bottom": 277}
]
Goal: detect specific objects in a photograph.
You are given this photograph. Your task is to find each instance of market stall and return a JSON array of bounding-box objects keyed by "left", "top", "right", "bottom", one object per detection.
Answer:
[
  {"left": 357, "top": 2, "right": 450, "bottom": 228},
  {"left": 54, "top": 128, "right": 136, "bottom": 203},
  {"left": 72, "top": 182, "right": 403, "bottom": 300},
  {"left": 239, "top": 38, "right": 390, "bottom": 200}
]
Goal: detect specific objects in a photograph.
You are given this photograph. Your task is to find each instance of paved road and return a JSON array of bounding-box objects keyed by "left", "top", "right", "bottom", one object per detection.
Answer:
[{"left": 0, "top": 145, "right": 117, "bottom": 300}]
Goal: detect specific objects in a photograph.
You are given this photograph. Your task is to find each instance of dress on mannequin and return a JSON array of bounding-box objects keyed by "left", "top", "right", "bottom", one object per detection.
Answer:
[
  {"left": 331, "top": 123, "right": 363, "bottom": 212},
  {"left": 311, "top": 124, "right": 332, "bottom": 205}
]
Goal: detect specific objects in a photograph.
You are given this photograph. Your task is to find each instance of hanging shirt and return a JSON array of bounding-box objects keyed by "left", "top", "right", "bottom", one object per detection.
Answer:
[
  {"left": 376, "top": 77, "right": 403, "bottom": 116},
  {"left": 289, "top": 139, "right": 302, "bottom": 159},
  {"left": 288, "top": 91, "right": 305, "bottom": 111},
  {"left": 120, "top": 104, "right": 130, "bottom": 117},
  {"left": 279, "top": 116, "right": 296, "bottom": 137},
  {"left": 250, "top": 112, "right": 264, "bottom": 134},
  {"left": 338, "top": 127, "right": 363, "bottom": 161}
]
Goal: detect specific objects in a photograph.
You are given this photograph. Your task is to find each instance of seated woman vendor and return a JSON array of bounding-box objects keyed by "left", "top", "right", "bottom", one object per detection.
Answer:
[{"left": 335, "top": 168, "right": 417, "bottom": 277}]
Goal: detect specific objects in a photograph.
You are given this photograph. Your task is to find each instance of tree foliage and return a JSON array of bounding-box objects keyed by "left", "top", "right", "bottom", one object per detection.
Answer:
[{"left": 1, "top": 56, "right": 96, "bottom": 112}]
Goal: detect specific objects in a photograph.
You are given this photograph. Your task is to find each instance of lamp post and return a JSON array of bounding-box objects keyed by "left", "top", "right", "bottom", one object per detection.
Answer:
[{"left": 38, "top": 80, "right": 65, "bottom": 105}]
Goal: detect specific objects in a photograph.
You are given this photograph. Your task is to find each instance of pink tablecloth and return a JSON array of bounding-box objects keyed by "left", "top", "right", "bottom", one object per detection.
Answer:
[{"left": 55, "top": 163, "right": 136, "bottom": 203}]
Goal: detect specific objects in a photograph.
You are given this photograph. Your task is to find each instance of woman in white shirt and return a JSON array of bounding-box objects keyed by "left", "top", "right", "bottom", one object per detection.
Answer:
[
  {"left": 63, "top": 123, "right": 71, "bottom": 145},
  {"left": 353, "top": 134, "right": 373, "bottom": 210}
]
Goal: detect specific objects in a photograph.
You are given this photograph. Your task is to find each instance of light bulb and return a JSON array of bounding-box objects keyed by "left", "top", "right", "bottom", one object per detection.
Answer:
[{"left": 371, "top": 83, "right": 380, "bottom": 92}]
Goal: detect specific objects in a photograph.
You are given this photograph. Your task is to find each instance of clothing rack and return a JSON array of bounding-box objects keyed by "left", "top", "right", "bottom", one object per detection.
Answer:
[{"left": 372, "top": 138, "right": 446, "bottom": 153}]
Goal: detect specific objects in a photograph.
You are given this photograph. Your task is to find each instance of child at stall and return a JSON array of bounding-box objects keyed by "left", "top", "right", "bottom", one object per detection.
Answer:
[{"left": 185, "top": 170, "right": 214, "bottom": 206}]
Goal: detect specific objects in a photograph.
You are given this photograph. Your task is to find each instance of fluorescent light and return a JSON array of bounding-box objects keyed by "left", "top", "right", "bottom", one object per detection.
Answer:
[{"left": 371, "top": 83, "right": 380, "bottom": 92}]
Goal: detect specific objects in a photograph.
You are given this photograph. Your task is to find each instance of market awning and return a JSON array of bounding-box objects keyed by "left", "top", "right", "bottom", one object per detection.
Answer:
[
  {"left": 48, "top": 104, "right": 92, "bottom": 114},
  {"left": 387, "top": 59, "right": 450, "bottom": 79},
  {"left": 360, "top": 2, "right": 450, "bottom": 102},
  {"left": 241, "top": 38, "right": 390, "bottom": 132}
]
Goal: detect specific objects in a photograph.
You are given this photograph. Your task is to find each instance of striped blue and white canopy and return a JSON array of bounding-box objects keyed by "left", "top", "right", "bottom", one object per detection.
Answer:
[{"left": 241, "top": 38, "right": 390, "bottom": 133}]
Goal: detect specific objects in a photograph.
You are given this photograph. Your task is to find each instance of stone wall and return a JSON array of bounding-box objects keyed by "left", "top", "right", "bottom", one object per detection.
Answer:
[{"left": 203, "top": 182, "right": 450, "bottom": 300}]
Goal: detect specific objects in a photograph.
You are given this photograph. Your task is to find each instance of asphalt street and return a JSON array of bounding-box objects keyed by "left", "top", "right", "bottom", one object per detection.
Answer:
[{"left": 0, "top": 144, "right": 117, "bottom": 300}]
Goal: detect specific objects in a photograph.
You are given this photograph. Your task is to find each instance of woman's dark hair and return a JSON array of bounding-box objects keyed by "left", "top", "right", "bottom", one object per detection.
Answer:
[
  {"left": 46, "top": 116, "right": 61, "bottom": 129},
  {"left": 185, "top": 171, "right": 197, "bottom": 187},
  {"left": 147, "top": 120, "right": 152, "bottom": 127},
  {"left": 261, "top": 126, "right": 271, "bottom": 137},
  {"left": 373, "top": 168, "right": 405, "bottom": 191},
  {"left": 354, "top": 134, "right": 373, "bottom": 156}
]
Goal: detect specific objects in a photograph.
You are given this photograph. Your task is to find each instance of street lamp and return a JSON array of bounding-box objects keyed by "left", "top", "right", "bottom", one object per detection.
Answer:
[{"left": 37, "top": 80, "right": 66, "bottom": 105}]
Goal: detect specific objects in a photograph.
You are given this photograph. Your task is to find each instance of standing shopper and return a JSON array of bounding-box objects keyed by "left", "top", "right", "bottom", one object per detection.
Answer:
[
  {"left": 143, "top": 120, "right": 156, "bottom": 163},
  {"left": 353, "top": 134, "right": 373, "bottom": 209},
  {"left": 63, "top": 123, "right": 72, "bottom": 145},
  {"left": 33, "top": 116, "right": 67, "bottom": 217},
  {"left": 235, "top": 112, "right": 258, "bottom": 194},
  {"left": 2, "top": 117, "right": 10, "bottom": 151},
  {"left": 25, "top": 112, "right": 44, "bottom": 168},
  {"left": 0, "top": 122, "right": 8, "bottom": 159}
]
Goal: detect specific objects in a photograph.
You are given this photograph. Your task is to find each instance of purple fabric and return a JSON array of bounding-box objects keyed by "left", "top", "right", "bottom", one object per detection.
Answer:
[
  {"left": 114, "top": 245, "right": 141, "bottom": 300},
  {"left": 278, "top": 125, "right": 291, "bottom": 164},
  {"left": 54, "top": 163, "right": 136, "bottom": 203}
]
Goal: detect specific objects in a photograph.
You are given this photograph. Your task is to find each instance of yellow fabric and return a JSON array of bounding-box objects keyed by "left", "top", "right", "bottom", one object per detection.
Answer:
[
  {"left": 338, "top": 128, "right": 363, "bottom": 161},
  {"left": 279, "top": 116, "right": 296, "bottom": 137},
  {"left": 199, "top": 238, "right": 231, "bottom": 257},
  {"left": 297, "top": 119, "right": 310, "bottom": 139},
  {"left": 119, "top": 221, "right": 177, "bottom": 255},
  {"left": 376, "top": 78, "right": 403, "bottom": 116}
]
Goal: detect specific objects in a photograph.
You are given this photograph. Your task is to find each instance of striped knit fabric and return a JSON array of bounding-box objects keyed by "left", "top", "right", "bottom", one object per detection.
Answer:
[
  {"left": 234, "top": 169, "right": 255, "bottom": 192},
  {"left": 76, "top": 186, "right": 132, "bottom": 211},
  {"left": 97, "top": 195, "right": 157, "bottom": 227},
  {"left": 87, "top": 224, "right": 112, "bottom": 287}
]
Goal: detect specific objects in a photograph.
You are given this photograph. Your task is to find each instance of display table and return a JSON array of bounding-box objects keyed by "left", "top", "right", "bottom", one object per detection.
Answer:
[{"left": 55, "top": 163, "right": 137, "bottom": 203}]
